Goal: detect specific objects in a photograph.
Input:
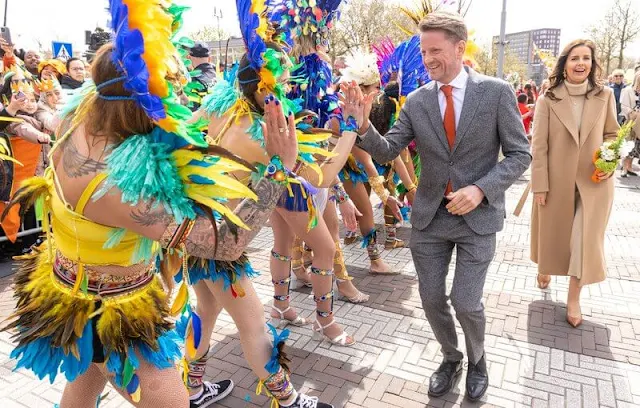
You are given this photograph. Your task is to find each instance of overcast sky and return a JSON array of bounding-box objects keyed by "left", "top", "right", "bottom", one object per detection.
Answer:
[{"left": 6, "top": 0, "right": 640, "bottom": 59}]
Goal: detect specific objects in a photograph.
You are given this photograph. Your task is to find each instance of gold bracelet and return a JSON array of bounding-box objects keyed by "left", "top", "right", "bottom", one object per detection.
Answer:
[{"left": 368, "top": 175, "right": 389, "bottom": 204}]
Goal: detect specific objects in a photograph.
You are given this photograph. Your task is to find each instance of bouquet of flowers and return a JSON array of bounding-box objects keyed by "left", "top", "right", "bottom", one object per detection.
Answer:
[{"left": 592, "top": 120, "right": 636, "bottom": 183}]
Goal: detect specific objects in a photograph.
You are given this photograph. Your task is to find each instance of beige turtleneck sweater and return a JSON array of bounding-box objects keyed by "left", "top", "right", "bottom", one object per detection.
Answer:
[{"left": 564, "top": 80, "right": 589, "bottom": 135}]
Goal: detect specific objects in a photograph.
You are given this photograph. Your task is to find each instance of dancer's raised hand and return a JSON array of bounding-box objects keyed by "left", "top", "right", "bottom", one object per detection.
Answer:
[{"left": 262, "top": 95, "right": 298, "bottom": 169}]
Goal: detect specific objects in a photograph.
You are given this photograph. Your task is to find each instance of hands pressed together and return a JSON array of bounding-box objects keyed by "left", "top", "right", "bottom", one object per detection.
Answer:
[{"left": 339, "top": 81, "right": 377, "bottom": 134}]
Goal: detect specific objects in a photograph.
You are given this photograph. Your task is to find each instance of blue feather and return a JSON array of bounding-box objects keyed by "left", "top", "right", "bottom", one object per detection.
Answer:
[
  {"left": 236, "top": 0, "right": 266, "bottom": 71},
  {"left": 126, "top": 374, "right": 140, "bottom": 395},
  {"left": 265, "top": 323, "right": 290, "bottom": 374},
  {"left": 192, "top": 312, "right": 202, "bottom": 349},
  {"left": 108, "top": 0, "right": 166, "bottom": 122}
]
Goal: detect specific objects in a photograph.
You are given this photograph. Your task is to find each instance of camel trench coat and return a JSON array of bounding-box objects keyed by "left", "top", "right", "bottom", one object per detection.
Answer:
[{"left": 530, "top": 84, "right": 619, "bottom": 285}]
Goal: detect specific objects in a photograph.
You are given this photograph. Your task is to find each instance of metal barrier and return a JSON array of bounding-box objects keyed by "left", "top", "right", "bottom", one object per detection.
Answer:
[{"left": 0, "top": 215, "right": 42, "bottom": 243}]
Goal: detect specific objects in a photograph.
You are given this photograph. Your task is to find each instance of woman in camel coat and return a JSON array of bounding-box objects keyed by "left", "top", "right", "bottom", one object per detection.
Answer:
[{"left": 531, "top": 39, "right": 619, "bottom": 328}]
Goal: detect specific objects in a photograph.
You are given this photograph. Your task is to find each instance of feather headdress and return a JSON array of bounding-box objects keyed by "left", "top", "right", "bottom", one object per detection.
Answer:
[
  {"left": 340, "top": 51, "right": 380, "bottom": 87},
  {"left": 236, "top": 0, "right": 290, "bottom": 97},
  {"left": 268, "top": 0, "right": 344, "bottom": 47},
  {"left": 108, "top": 0, "right": 205, "bottom": 146}
]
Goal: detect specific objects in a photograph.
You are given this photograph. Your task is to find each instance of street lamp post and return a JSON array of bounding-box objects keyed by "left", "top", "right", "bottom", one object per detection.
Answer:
[
  {"left": 496, "top": 0, "right": 507, "bottom": 79},
  {"left": 4, "top": 0, "right": 9, "bottom": 26},
  {"left": 213, "top": 7, "right": 223, "bottom": 69}
]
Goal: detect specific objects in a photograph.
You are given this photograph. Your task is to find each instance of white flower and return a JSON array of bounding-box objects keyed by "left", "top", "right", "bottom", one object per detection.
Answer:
[
  {"left": 603, "top": 141, "right": 613, "bottom": 150},
  {"left": 620, "top": 141, "right": 636, "bottom": 158},
  {"left": 600, "top": 148, "right": 616, "bottom": 161}
]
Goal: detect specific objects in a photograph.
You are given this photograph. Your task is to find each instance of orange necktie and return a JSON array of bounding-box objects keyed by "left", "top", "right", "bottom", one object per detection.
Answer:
[{"left": 441, "top": 85, "right": 456, "bottom": 196}]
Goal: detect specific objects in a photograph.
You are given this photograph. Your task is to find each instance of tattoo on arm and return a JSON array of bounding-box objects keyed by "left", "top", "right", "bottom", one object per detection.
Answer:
[
  {"left": 214, "top": 178, "right": 285, "bottom": 261},
  {"left": 157, "top": 179, "right": 285, "bottom": 260},
  {"left": 183, "top": 220, "right": 218, "bottom": 259},
  {"left": 61, "top": 138, "right": 107, "bottom": 178},
  {"left": 131, "top": 201, "right": 173, "bottom": 227}
]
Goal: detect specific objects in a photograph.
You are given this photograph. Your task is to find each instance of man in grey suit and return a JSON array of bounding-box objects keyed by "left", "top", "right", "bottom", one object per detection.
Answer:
[{"left": 341, "top": 12, "right": 531, "bottom": 401}]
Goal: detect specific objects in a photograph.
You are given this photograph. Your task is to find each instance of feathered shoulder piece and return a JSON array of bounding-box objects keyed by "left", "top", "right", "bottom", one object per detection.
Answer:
[
  {"left": 109, "top": 0, "right": 205, "bottom": 146},
  {"left": 269, "top": 0, "right": 344, "bottom": 47},
  {"left": 340, "top": 51, "right": 380, "bottom": 87}
]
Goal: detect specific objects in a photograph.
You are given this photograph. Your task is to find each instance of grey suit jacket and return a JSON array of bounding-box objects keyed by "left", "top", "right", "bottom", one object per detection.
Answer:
[{"left": 358, "top": 67, "right": 532, "bottom": 235}]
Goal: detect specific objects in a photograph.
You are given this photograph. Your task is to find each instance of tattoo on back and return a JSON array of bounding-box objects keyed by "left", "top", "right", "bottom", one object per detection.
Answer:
[{"left": 61, "top": 138, "right": 107, "bottom": 178}]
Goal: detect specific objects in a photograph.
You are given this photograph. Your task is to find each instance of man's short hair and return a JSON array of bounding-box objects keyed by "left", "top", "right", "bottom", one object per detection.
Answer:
[
  {"left": 517, "top": 93, "right": 528, "bottom": 103},
  {"left": 418, "top": 12, "right": 468, "bottom": 43},
  {"left": 612, "top": 69, "right": 625, "bottom": 77}
]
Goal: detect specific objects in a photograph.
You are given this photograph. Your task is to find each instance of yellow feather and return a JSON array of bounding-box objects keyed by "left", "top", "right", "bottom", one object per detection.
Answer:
[
  {"left": 185, "top": 183, "right": 257, "bottom": 201},
  {"left": 296, "top": 131, "right": 333, "bottom": 143},
  {"left": 188, "top": 193, "right": 250, "bottom": 230},
  {"left": 0, "top": 153, "right": 22, "bottom": 166},
  {"left": 179, "top": 166, "right": 256, "bottom": 197},
  {"left": 170, "top": 282, "right": 188, "bottom": 316},
  {"left": 299, "top": 145, "right": 337, "bottom": 157}
]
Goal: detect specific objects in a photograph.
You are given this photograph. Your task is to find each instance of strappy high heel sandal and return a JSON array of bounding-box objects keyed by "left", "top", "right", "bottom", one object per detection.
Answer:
[
  {"left": 334, "top": 242, "right": 369, "bottom": 304},
  {"left": 337, "top": 279, "right": 370, "bottom": 304},
  {"left": 310, "top": 266, "right": 355, "bottom": 347},
  {"left": 291, "top": 261, "right": 313, "bottom": 288},
  {"left": 291, "top": 239, "right": 313, "bottom": 288},
  {"left": 312, "top": 318, "right": 356, "bottom": 346},
  {"left": 270, "top": 250, "right": 310, "bottom": 329}
]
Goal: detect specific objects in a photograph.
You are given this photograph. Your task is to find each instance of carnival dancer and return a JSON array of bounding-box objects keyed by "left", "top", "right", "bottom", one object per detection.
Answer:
[
  {"left": 269, "top": 0, "right": 369, "bottom": 303},
  {"left": 339, "top": 50, "right": 410, "bottom": 262},
  {"left": 371, "top": 36, "right": 431, "bottom": 214},
  {"left": 180, "top": 0, "right": 355, "bottom": 406},
  {"left": 0, "top": 1, "right": 322, "bottom": 408}
]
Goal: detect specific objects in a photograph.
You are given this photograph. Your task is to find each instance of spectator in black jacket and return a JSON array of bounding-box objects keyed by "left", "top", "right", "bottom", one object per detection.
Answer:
[
  {"left": 187, "top": 42, "right": 216, "bottom": 111},
  {"left": 60, "top": 58, "right": 86, "bottom": 92}
]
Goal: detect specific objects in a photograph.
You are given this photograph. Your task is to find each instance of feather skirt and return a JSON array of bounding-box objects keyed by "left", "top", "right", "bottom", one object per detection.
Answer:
[
  {"left": 2, "top": 242, "right": 181, "bottom": 393},
  {"left": 339, "top": 156, "right": 369, "bottom": 185},
  {"left": 179, "top": 253, "right": 259, "bottom": 288}
]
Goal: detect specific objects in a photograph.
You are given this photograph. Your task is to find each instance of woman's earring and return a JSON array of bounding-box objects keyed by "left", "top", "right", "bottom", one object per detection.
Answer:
[{"left": 563, "top": 68, "right": 567, "bottom": 78}]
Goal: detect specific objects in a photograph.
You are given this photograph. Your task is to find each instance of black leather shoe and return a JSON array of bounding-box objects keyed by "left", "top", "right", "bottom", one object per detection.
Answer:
[
  {"left": 466, "top": 355, "right": 489, "bottom": 401},
  {"left": 428, "top": 360, "right": 463, "bottom": 397}
]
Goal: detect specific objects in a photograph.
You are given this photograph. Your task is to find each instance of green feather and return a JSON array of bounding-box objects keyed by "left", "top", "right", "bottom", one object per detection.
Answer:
[
  {"left": 104, "top": 228, "right": 128, "bottom": 249},
  {"left": 80, "top": 272, "right": 89, "bottom": 294},
  {"left": 122, "top": 357, "right": 134, "bottom": 388}
]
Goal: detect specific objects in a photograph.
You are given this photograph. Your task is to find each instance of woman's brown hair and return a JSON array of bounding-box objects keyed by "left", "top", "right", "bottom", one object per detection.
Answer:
[
  {"left": 546, "top": 39, "right": 603, "bottom": 101},
  {"left": 83, "top": 43, "right": 154, "bottom": 140},
  {"left": 237, "top": 42, "right": 290, "bottom": 115}
]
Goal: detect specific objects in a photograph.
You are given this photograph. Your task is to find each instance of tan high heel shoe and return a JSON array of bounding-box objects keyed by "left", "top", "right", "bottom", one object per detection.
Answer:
[
  {"left": 566, "top": 303, "right": 583, "bottom": 328},
  {"left": 536, "top": 274, "right": 551, "bottom": 289},
  {"left": 566, "top": 314, "right": 583, "bottom": 328}
]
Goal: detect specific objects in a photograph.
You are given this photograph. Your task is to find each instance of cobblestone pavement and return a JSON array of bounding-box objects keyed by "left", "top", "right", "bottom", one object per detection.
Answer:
[{"left": 1, "top": 171, "right": 640, "bottom": 408}]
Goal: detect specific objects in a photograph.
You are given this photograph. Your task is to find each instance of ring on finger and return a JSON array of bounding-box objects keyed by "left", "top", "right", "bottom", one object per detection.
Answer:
[{"left": 279, "top": 128, "right": 286, "bottom": 133}]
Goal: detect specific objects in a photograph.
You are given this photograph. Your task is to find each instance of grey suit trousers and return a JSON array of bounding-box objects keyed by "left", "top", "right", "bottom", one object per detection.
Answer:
[{"left": 410, "top": 202, "right": 496, "bottom": 364}]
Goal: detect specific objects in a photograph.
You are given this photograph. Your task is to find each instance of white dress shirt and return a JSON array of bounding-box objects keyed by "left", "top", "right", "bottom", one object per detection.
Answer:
[{"left": 436, "top": 67, "right": 469, "bottom": 129}]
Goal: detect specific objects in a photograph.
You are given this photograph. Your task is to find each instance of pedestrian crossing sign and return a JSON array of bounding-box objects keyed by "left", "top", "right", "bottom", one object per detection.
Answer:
[{"left": 52, "top": 42, "right": 73, "bottom": 61}]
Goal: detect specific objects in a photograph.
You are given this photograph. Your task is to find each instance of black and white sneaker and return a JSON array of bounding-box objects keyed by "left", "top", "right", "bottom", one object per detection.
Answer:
[
  {"left": 286, "top": 393, "right": 334, "bottom": 408},
  {"left": 189, "top": 380, "right": 234, "bottom": 408}
]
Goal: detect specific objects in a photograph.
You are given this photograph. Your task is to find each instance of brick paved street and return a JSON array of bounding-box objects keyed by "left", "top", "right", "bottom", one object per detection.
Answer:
[{"left": 1, "top": 170, "right": 640, "bottom": 408}]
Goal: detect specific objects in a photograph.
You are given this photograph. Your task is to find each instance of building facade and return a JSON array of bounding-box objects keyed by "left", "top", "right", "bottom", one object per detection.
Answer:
[{"left": 493, "top": 28, "right": 561, "bottom": 85}]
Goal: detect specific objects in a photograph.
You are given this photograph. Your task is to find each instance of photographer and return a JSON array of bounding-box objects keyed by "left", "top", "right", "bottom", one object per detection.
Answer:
[{"left": 620, "top": 72, "right": 640, "bottom": 177}]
